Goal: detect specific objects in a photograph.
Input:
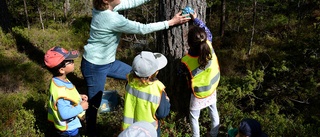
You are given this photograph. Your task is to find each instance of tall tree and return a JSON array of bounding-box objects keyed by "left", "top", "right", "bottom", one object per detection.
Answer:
[
  {"left": 64, "top": 0, "right": 70, "bottom": 19},
  {"left": 157, "top": 0, "right": 207, "bottom": 113},
  {"left": 248, "top": 0, "right": 257, "bottom": 56},
  {"left": 23, "top": 0, "right": 30, "bottom": 29},
  {"left": 220, "top": 0, "right": 226, "bottom": 37},
  {"left": 0, "top": 0, "right": 12, "bottom": 33}
]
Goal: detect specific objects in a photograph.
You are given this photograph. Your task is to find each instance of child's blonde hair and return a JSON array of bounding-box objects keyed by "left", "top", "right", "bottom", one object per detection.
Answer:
[{"left": 128, "top": 71, "right": 159, "bottom": 86}]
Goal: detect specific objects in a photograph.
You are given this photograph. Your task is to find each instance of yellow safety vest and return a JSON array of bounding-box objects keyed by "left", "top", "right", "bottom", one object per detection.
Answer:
[
  {"left": 47, "top": 78, "right": 82, "bottom": 131},
  {"left": 181, "top": 40, "right": 220, "bottom": 98},
  {"left": 122, "top": 74, "right": 165, "bottom": 130}
]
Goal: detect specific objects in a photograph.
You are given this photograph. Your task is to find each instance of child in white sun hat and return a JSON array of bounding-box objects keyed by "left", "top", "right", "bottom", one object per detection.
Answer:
[
  {"left": 122, "top": 51, "right": 171, "bottom": 137},
  {"left": 118, "top": 121, "right": 157, "bottom": 137}
]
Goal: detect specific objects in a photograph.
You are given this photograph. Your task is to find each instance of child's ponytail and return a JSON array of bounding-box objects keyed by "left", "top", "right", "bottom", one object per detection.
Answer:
[
  {"left": 188, "top": 26, "right": 212, "bottom": 69},
  {"left": 198, "top": 40, "right": 212, "bottom": 69}
]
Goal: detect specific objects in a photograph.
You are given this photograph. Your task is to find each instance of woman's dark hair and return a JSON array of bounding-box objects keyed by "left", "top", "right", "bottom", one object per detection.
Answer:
[
  {"left": 93, "top": 0, "right": 108, "bottom": 11},
  {"left": 188, "top": 26, "right": 212, "bottom": 69},
  {"left": 46, "top": 60, "right": 67, "bottom": 77}
]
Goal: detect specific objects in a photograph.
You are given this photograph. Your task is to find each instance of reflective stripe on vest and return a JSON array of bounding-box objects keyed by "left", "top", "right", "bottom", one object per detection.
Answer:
[
  {"left": 47, "top": 79, "right": 81, "bottom": 131},
  {"left": 122, "top": 75, "right": 164, "bottom": 130},
  {"left": 181, "top": 40, "right": 220, "bottom": 98},
  {"left": 126, "top": 85, "right": 161, "bottom": 104}
]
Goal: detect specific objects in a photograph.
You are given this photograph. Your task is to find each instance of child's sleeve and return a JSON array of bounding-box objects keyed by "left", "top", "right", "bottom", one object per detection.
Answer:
[
  {"left": 178, "top": 62, "right": 189, "bottom": 77},
  {"left": 227, "top": 128, "right": 238, "bottom": 137},
  {"left": 178, "top": 62, "right": 192, "bottom": 88},
  {"left": 193, "top": 18, "right": 213, "bottom": 43},
  {"left": 57, "top": 99, "right": 84, "bottom": 120},
  {"left": 155, "top": 91, "right": 170, "bottom": 119}
]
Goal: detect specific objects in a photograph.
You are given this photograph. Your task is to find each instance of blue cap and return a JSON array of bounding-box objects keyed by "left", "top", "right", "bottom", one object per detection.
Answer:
[{"left": 238, "top": 118, "right": 268, "bottom": 137}]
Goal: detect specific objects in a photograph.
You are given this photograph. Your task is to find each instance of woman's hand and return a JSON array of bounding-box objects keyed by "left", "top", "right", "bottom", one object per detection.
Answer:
[{"left": 168, "top": 11, "right": 191, "bottom": 26}]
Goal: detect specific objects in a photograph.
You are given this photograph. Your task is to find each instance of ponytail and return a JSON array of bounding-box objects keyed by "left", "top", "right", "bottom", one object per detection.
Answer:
[
  {"left": 188, "top": 26, "right": 212, "bottom": 69},
  {"left": 198, "top": 41, "right": 212, "bottom": 69}
]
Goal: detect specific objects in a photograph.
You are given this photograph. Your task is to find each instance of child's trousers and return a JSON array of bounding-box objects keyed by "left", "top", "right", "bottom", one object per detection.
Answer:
[{"left": 189, "top": 96, "right": 219, "bottom": 137}]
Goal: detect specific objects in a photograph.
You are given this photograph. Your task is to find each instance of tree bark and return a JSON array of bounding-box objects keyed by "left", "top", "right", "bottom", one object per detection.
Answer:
[
  {"left": 220, "top": 0, "right": 226, "bottom": 37},
  {"left": 38, "top": 7, "right": 44, "bottom": 31},
  {"left": 23, "top": 0, "right": 30, "bottom": 29},
  {"left": 0, "top": 0, "right": 12, "bottom": 33},
  {"left": 64, "top": 0, "right": 70, "bottom": 19},
  {"left": 157, "top": 0, "right": 207, "bottom": 114},
  {"left": 248, "top": 0, "right": 257, "bottom": 56}
]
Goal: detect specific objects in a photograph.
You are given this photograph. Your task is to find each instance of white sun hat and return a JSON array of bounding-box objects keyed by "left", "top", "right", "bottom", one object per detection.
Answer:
[{"left": 132, "top": 51, "right": 168, "bottom": 77}]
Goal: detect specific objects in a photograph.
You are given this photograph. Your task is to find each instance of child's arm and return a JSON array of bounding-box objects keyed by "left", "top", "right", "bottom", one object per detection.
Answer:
[
  {"left": 57, "top": 99, "right": 86, "bottom": 120},
  {"left": 178, "top": 63, "right": 192, "bottom": 89},
  {"left": 155, "top": 91, "right": 170, "bottom": 119},
  {"left": 191, "top": 13, "right": 213, "bottom": 43}
]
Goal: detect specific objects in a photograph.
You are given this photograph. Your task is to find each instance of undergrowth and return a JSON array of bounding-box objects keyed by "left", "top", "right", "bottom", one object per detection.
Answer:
[{"left": 0, "top": 18, "right": 319, "bottom": 136}]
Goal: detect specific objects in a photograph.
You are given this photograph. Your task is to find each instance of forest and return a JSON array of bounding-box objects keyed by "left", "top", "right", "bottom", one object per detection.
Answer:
[{"left": 0, "top": 0, "right": 319, "bottom": 136}]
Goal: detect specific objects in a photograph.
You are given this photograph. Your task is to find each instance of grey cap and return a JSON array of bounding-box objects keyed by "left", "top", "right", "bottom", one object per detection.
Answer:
[
  {"left": 132, "top": 51, "right": 167, "bottom": 77},
  {"left": 118, "top": 121, "right": 157, "bottom": 137}
]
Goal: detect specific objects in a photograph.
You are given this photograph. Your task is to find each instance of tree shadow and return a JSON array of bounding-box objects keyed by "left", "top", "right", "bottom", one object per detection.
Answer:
[
  {"left": 4, "top": 13, "right": 88, "bottom": 137},
  {"left": 11, "top": 33, "right": 88, "bottom": 135},
  {"left": 13, "top": 32, "right": 46, "bottom": 67},
  {"left": 0, "top": 56, "right": 23, "bottom": 92},
  {"left": 22, "top": 93, "right": 53, "bottom": 136},
  {"left": 9, "top": 16, "right": 89, "bottom": 92},
  {"left": 0, "top": 2, "right": 90, "bottom": 136}
]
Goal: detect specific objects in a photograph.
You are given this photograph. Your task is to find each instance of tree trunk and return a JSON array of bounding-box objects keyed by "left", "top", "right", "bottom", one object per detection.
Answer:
[
  {"left": 220, "top": 0, "right": 226, "bottom": 37},
  {"left": 38, "top": 7, "right": 44, "bottom": 31},
  {"left": 85, "top": 0, "right": 91, "bottom": 15},
  {"left": 248, "top": 0, "right": 257, "bottom": 56},
  {"left": 0, "top": 0, "right": 12, "bottom": 33},
  {"left": 23, "top": 0, "right": 30, "bottom": 29},
  {"left": 236, "top": 4, "right": 240, "bottom": 32},
  {"left": 157, "top": 0, "right": 207, "bottom": 115},
  {"left": 64, "top": 0, "right": 70, "bottom": 19}
]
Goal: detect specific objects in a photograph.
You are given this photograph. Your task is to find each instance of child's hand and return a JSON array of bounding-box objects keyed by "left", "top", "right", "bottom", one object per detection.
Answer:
[
  {"left": 81, "top": 101, "right": 89, "bottom": 110},
  {"left": 165, "top": 95, "right": 170, "bottom": 101},
  {"left": 190, "top": 12, "right": 197, "bottom": 20},
  {"left": 81, "top": 94, "right": 88, "bottom": 102}
]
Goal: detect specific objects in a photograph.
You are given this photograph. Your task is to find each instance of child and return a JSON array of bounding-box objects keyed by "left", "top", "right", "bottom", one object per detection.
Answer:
[
  {"left": 45, "top": 46, "right": 89, "bottom": 137},
  {"left": 179, "top": 12, "right": 220, "bottom": 137},
  {"left": 122, "top": 51, "right": 170, "bottom": 137},
  {"left": 118, "top": 121, "right": 157, "bottom": 137},
  {"left": 227, "top": 118, "right": 268, "bottom": 137},
  {"left": 81, "top": 0, "right": 190, "bottom": 136}
]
